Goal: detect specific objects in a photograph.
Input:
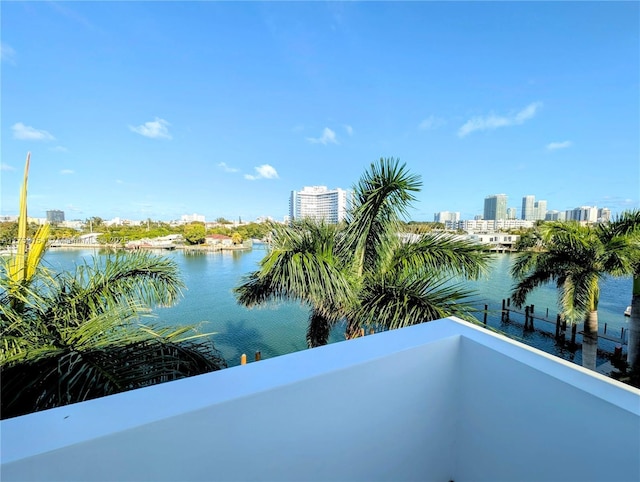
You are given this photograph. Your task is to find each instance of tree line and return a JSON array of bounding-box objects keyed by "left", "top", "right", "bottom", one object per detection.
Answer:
[{"left": 0, "top": 219, "right": 273, "bottom": 247}]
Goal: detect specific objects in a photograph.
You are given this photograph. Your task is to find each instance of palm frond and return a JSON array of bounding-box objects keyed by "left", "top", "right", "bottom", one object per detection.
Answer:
[
  {"left": 342, "top": 158, "right": 421, "bottom": 276},
  {"left": 389, "top": 232, "right": 491, "bottom": 279},
  {"left": 235, "top": 220, "right": 354, "bottom": 320},
  {"left": 352, "top": 272, "right": 480, "bottom": 330}
]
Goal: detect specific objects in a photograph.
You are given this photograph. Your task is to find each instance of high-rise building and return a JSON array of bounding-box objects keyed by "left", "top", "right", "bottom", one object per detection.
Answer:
[
  {"left": 567, "top": 206, "right": 598, "bottom": 223},
  {"left": 597, "top": 208, "right": 611, "bottom": 223},
  {"left": 506, "top": 207, "right": 517, "bottom": 220},
  {"left": 289, "top": 186, "right": 351, "bottom": 224},
  {"left": 434, "top": 211, "right": 460, "bottom": 223},
  {"left": 534, "top": 200, "right": 547, "bottom": 221},
  {"left": 484, "top": 194, "right": 507, "bottom": 221},
  {"left": 521, "top": 196, "right": 535, "bottom": 221},
  {"left": 46, "top": 210, "right": 65, "bottom": 223}
]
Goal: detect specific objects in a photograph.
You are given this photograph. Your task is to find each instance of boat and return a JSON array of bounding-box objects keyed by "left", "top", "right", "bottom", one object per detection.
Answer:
[{"left": 624, "top": 306, "right": 632, "bottom": 317}]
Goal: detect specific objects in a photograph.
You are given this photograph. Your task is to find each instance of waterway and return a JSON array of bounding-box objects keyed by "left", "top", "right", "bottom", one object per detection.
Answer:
[{"left": 42, "top": 246, "right": 633, "bottom": 368}]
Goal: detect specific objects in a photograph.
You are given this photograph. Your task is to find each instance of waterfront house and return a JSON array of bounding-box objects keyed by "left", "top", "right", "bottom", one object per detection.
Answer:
[
  {"left": 1, "top": 317, "right": 638, "bottom": 481},
  {"left": 205, "top": 234, "right": 233, "bottom": 247}
]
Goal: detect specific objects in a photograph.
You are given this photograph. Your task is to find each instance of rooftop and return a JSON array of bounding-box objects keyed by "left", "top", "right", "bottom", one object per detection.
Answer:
[{"left": 2, "top": 318, "right": 639, "bottom": 481}]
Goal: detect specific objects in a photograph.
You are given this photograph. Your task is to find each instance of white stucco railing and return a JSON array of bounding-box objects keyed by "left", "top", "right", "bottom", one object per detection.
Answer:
[{"left": 2, "top": 317, "right": 639, "bottom": 482}]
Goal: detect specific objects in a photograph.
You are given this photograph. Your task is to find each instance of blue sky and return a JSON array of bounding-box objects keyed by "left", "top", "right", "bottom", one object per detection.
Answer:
[{"left": 1, "top": 1, "right": 638, "bottom": 222}]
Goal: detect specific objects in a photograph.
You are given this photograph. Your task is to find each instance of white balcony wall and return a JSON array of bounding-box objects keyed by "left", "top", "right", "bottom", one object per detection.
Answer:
[{"left": 2, "top": 319, "right": 639, "bottom": 482}]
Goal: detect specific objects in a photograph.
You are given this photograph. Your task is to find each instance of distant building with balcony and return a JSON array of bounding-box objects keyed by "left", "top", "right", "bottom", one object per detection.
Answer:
[
  {"left": 447, "top": 219, "right": 534, "bottom": 233},
  {"left": 289, "top": 186, "right": 351, "bottom": 224},
  {"left": 46, "top": 210, "right": 65, "bottom": 224}
]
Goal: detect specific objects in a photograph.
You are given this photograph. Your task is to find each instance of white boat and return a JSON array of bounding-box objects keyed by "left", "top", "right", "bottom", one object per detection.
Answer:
[{"left": 624, "top": 306, "right": 632, "bottom": 317}]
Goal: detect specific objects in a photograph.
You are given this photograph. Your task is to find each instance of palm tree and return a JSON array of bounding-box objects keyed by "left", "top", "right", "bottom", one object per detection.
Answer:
[
  {"left": 1, "top": 154, "right": 225, "bottom": 419},
  {"left": 236, "top": 158, "right": 490, "bottom": 347},
  {"left": 607, "top": 210, "right": 640, "bottom": 376},
  {"left": 511, "top": 221, "right": 635, "bottom": 370}
]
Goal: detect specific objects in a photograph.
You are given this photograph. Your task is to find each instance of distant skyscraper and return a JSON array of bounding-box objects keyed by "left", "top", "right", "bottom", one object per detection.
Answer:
[
  {"left": 46, "top": 210, "right": 65, "bottom": 223},
  {"left": 506, "top": 207, "right": 517, "bottom": 220},
  {"left": 289, "top": 186, "right": 351, "bottom": 224},
  {"left": 597, "top": 208, "right": 611, "bottom": 223},
  {"left": 434, "top": 211, "right": 460, "bottom": 223},
  {"left": 567, "top": 206, "right": 598, "bottom": 223},
  {"left": 521, "top": 195, "right": 535, "bottom": 221},
  {"left": 484, "top": 194, "right": 507, "bottom": 221},
  {"left": 534, "top": 200, "right": 547, "bottom": 221}
]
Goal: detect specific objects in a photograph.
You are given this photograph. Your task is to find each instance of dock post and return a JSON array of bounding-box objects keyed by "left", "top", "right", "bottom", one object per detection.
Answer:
[
  {"left": 546, "top": 308, "right": 549, "bottom": 318},
  {"left": 524, "top": 305, "right": 530, "bottom": 331},
  {"left": 570, "top": 324, "right": 577, "bottom": 347},
  {"left": 484, "top": 304, "right": 488, "bottom": 325},
  {"left": 241, "top": 354, "right": 247, "bottom": 365},
  {"left": 255, "top": 351, "right": 261, "bottom": 362},
  {"left": 360, "top": 328, "right": 365, "bottom": 337},
  {"left": 501, "top": 299, "right": 506, "bottom": 321},
  {"left": 507, "top": 297, "right": 511, "bottom": 307},
  {"left": 370, "top": 328, "right": 375, "bottom": 335},
  {"left": 529, "top": 306, "right": 535, "bottom": 331},
  {"left": 604, "top": 323, "right": 607, "bottom": 334},
  {"left": 530, "top": 304, "right": 535, "bottom": 314}
]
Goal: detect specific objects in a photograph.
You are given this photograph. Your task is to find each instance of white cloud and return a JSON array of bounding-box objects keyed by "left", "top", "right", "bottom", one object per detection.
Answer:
[
  {"left": 1, "top": 163, "right": 15, "bottom": 171},
  {"left": 12, "top": 122, "right": 55, "bottom": 141},
  {"left": 129, "top": 117, "right": 172, "bottom": 139},
  {"left": 418, "top": 116, "right": 445, "bottom": 130},
  {"left": 60, "top": 169, "right": 75, "bottom": 175},
  {"left": 546, "top": 140, "right": 572, "bottom": 150},
  {"left": 1, "top": 42, "right": 16, "bottom": 63},
  {"left": 244, "top": 164, "right": 279, "bottom": 181},
  {"left": 344, "top": 125, "right": 354, "bottom": 136},
  {"left": 306, "top": 127, "right": 338, "bottom": 145},
  {"left": 218, "top": 162, "right": 239, "bottom": 173},
  {"left": 458, "top": 102, "right": 542, "bottom": 137}
]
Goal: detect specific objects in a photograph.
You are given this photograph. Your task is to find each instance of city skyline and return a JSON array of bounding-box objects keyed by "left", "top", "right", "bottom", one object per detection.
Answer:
[{"left": 2, "top": 2, "right": 638, "bottom": 221}]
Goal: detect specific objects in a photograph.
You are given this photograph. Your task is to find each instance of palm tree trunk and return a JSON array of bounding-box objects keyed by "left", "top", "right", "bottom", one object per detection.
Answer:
[
  {"left": 582, "top": 310, "right": 598, "bottom": 371},
  {"left": 626, "top": 276, "right": 640, "bottom": 371}
]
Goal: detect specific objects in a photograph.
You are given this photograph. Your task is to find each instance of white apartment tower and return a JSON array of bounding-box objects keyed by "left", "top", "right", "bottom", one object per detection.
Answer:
[
  {"left": 289, "top": 186, "right": 351, "bottom": 224},
  {"left": 434, "top": 211, "right": 460, "bottom": 223},
  {"left": 521, "top": 195, "right": 535, "bottom": 221},
  {"left": 534, "top": 200, "right": 547, "bottom": 221}
]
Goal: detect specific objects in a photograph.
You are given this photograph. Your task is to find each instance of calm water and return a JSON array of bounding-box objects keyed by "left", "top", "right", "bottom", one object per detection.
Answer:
[{"left": 42, "top": 247, "right": 633, "bottom": 367}]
